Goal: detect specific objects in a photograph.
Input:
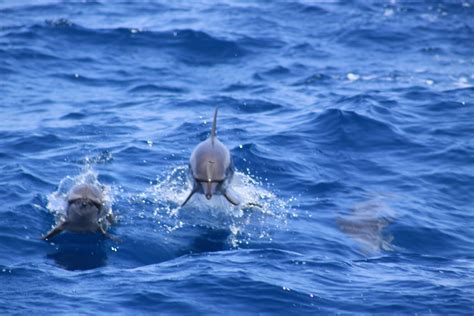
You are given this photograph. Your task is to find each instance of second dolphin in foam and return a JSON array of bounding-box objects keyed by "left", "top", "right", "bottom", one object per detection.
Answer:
[
  {"left": 42, "top": 183, "right": 116, "bottom": 240},
  {"left": 182, "top": 108, "right": 240, "bottom": 206}
]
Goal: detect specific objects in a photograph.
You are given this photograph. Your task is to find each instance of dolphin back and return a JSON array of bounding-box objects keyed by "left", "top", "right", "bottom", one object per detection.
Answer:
[
  {"left": 190, "top": 107, "right": 232, "bottom": 182},
  {"left": 190, "top": 138, "right": 231, "bottom": 181}
]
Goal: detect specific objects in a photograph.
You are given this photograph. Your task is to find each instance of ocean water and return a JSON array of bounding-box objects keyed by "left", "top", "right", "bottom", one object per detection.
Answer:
[{"left": 1, "top": 0, "right": 473, "bottom": 314}]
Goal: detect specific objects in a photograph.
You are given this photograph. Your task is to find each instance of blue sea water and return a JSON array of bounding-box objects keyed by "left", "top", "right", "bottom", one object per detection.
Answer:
[{"left": 1, "top": 0, "right": 473, "bottom": 314}]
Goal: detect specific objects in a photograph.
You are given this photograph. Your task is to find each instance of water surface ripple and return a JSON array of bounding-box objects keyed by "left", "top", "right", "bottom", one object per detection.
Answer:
[{"left": 0, "top": 1, "right": 473, "bottom": 314}]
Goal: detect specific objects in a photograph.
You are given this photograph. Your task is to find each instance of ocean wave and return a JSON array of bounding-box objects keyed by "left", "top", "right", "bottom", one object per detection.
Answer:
[
  {"left": 309, "top": 108, "right": 410, "bottom": 151},
  {"left": 2, "top": 0, "right": 474, "bottom": 314},
  {"left": 2, "top": 21, "right": 249, "bottom": 65},
  {"left": 128, "top": 84, "right": 187, "bottom": 94}
]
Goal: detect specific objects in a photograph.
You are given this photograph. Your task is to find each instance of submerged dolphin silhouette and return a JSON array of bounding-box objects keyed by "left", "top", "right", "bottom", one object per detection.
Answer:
[
  {"left": 42, "top": 183, "right": 116, "bottom": 241},
  {"left": 182, "top": 108, "right": 240, "bottom": 206}
]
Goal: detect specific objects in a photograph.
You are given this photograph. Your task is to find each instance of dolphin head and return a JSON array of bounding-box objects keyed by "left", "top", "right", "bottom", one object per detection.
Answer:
[
  {"left": 190, "top": 156, "right": 231, "bottom": 200},
  {"left": 64, "top": 184, "right": 104, "bottom": 232},
  {"left": 42, "top": 183, "right": 116, "bottom": 241},
  {"left": 203, "top": 180, "right": 219, "bottom": 200},
  {"left": 181, "top": 137, "right": 235, "bottom": 206}
]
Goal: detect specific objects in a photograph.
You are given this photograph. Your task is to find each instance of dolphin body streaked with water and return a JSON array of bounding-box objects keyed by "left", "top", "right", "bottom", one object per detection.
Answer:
[
  {"left": 182, "top": 108, "right": 240, "bottom": 207},
  {"left": 42, "top": 183, "right": 116, "bottom": 240}
]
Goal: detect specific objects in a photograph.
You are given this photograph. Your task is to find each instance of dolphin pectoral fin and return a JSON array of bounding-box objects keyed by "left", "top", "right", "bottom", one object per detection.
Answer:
[
  {"left": 106, "top": 213, "right": 116, "bottom": 225},
  {"left": 99, "top": 225, "right": 122, "bottom": 243},
  {"left": 246, "top": 202, "right": 263, "bottom": 208},
  {"left": 181, "top": 189, "right": 197, "bottom": 207},
  {"left": 241, "top": 202, "right": 263, "bottom": 212},
  {"left": 223, "top": 190, "right": 240, "bottom": 206},
  {"left": 42, "top": 222, "right": 66, "bottom": 241},
  {"left": 104, "top": 233, "right": 122, "bottom": 243},
  {"left": 99, "top": 225, "right": 107, "bottom": 235}
]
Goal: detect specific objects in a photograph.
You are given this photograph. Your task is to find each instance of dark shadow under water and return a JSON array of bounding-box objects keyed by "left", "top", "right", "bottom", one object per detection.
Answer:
[
  {"left": 189, "top": 226, "right": 232, "bottom": 253},
  {"left": 45, "top": 224, "right": 233, "bottom": 270},
  {"left": 170, "top": 225, "right": 233, "bottom": 257},
  {"left": 337, "top": 197, "right": 395, "bottom": 254},
  {"left": 46, "top": 233, "right": 108, "bottom": 271}
]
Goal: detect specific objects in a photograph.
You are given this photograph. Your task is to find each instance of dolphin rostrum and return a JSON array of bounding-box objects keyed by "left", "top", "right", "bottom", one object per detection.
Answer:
[
  {"left": 182, "top": 108, "right": 240, "bottom": 207},
  {"left": 42, "top": 183, "right": 117, "bottom": 240}
]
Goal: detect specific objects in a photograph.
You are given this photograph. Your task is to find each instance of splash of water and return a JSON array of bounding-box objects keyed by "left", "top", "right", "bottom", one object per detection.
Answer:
[{"left": 146, "top": 165, "right": 292, "bottom": 247}]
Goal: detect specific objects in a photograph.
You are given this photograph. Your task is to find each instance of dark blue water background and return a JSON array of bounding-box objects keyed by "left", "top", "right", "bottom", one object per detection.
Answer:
[{"left": 1, "top": 1, "right": 473, "bottom": 314}]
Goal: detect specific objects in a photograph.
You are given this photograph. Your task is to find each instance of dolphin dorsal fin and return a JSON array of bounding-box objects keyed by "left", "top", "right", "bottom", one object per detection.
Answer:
[{"left": 211, "top": 107, "right": 218, "bottom": 145}]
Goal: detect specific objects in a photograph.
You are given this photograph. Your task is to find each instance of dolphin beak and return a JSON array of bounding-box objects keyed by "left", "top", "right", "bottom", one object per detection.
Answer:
[{"left": 204, "top": 181, "right": 217, "bottom": 200}]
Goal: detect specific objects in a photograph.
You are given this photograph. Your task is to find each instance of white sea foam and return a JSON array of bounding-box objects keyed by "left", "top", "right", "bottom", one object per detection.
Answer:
[{"left": 146, "top": 165, "right": 292, "bottom": 247}]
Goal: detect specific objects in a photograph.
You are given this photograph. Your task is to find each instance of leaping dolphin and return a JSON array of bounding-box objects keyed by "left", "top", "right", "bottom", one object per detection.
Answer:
[
  {"left": 182, "top": 108, "right": 240, "bottom": 207},
  {"left": 42, "top": 183, "right": 116, "bottom": 241}
]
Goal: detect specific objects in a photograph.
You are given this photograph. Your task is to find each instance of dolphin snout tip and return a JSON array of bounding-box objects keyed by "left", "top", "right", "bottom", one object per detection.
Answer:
[{"left": 205, "top": 193, "right": 212, "bottom": 200}]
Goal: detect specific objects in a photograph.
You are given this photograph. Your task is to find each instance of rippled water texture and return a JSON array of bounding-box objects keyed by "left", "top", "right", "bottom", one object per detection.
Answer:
[{"left": 1, "top": 1, "right": 473, "bottom": 314}]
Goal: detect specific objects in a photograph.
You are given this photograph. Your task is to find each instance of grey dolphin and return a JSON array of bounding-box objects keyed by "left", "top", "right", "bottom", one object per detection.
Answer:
[
  {"left": 182, "top": 108, "right": 240, "bottom": 206},
  {"left": 42, "top": 183, "right": 116, "bottom": 240}
]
